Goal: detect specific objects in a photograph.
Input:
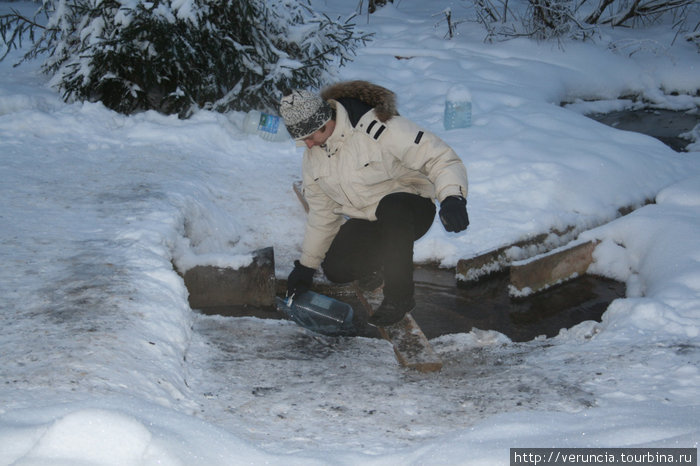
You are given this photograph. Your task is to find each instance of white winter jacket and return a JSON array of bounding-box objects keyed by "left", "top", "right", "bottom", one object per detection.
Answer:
[{"left": 299, "top": 99, "right": 468, "bottom": 269}]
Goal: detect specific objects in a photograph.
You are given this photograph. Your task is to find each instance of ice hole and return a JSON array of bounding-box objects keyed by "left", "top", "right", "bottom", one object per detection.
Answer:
[{"left": 587, "top": 107, "right": 699, "bottom": 153}]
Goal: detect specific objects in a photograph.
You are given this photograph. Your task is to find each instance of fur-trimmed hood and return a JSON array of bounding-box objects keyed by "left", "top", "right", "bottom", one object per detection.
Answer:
[{"left": 321, "top": 80, "right": 398, "bottom": 122}]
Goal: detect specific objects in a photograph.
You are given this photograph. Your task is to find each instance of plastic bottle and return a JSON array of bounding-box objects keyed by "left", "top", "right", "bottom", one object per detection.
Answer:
[
  {"left": 276, "top": 290, "right": 355, "bottom": 336},
  {"left": 444, "top": 84, "right": 472, "bottom": 130},
  {"left": 243, "top": 110, "right": 290, "bottom": 142}
]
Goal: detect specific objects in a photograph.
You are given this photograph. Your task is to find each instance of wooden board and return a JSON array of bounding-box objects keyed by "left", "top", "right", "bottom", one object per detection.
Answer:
[
  {"left": 353, "top": 283, "right": 443, "bottom": 373},
  {"left": 184, "top": 247, "right": 275, "bottom": 310},
  {"left": 509, "top": 240, "right": 599, "bottom": 296}
]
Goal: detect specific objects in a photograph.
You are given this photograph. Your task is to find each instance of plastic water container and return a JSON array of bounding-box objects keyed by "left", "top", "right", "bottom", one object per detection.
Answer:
[
  {"left": 444, "top": 84, "right": 472, "bottom": 130},
  {"left": 243, "top": 110, "right": 290, "bottom": 142},
  {"left": 276, "top": 291, "right": 355, "bottom": 336}
]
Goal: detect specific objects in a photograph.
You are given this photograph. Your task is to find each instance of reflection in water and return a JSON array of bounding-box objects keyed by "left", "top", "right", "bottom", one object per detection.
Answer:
[{"left": 410, "top": 268, "right": 625, "bottom": 342}]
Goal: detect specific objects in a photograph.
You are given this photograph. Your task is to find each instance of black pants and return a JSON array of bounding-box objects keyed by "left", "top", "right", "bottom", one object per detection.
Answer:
[{"left": 321, "top": 193, "right": 435, "bottom": 302}]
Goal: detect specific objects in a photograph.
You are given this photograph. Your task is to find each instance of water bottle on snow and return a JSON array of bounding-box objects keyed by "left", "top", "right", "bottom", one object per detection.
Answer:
[
  {"left": 444, "top": 84, "right": 472, "bottom": 130},
  {"left": 276, "top": 290, "right": 355, "bottom": 336},
  {"left": 243, "top": 110, "right": 290, "bottom": 142}
]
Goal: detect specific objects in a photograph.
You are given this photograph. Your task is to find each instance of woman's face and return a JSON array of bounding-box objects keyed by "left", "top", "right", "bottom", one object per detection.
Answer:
[{"left": 302, "top": 120, "right": 336, "bottom": 148}]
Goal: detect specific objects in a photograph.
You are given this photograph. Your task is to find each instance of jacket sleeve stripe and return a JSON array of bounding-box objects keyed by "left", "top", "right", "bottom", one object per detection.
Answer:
[
  {"left": 373, "top": 125, "right": 386, "bottom": 140},
  {"left": 366, "top": 120, "right": 377, "bottom": 134}
]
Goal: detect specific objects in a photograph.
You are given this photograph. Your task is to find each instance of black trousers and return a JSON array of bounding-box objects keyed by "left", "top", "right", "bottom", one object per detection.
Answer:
[{"left": 321, "top": 193, "right": 435, "bottom": 302}]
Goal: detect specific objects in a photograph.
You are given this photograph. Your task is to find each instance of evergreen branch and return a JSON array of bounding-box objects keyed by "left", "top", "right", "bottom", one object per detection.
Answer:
[{"left": 1, "top": 9, "right": 47, "bottom": 61}]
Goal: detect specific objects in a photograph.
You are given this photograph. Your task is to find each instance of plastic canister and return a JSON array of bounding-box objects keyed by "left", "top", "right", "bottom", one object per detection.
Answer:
[
  {"left": 243, "top": 110, "right": 290, "bottom": 141},
  {"left": 444, "top": 84, "right": 472, "bottom": 130},
  {"left": 276, "top": 290, "right": 355, "bottom": 336}
]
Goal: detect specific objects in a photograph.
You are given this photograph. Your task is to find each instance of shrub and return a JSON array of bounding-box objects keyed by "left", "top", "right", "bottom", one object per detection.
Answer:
[{"left": 1, "top": 0, "right": 372, "bottom": 117}]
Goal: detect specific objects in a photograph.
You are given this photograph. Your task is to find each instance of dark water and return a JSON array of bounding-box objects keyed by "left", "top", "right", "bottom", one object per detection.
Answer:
[
  {"left": 410, "top": 268, "right": 625, "bottom": 342},
  {"left": 200, "top": 267, "right": 625, "bottom": 343},
  {"left": 588, "top": 108, "right": 699, "bottom": 152}
]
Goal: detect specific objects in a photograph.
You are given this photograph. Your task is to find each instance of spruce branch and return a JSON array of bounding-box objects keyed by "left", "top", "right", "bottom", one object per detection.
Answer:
[{"left": 0, "top": 9, "right": 46, "bottom": 61}]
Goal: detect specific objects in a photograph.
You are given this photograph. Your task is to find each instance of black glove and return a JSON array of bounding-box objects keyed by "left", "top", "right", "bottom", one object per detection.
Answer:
[
  {"left": 286, "top": 260, "right": 315, "bottom": 297},
  {"left": 439, "top": 196, "right": 469, "bottom": 233}
]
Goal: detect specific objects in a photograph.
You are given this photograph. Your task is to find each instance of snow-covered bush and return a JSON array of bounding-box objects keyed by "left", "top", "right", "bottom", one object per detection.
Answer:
[
  {"left": 462, "top": 0, "right": 595, "bottom": 41},
  {"left": 466, "top": 0, "right": 698, "bottom": 43},
  {"left": 1, "top": 0, "right": 371, "bottom": 117}
]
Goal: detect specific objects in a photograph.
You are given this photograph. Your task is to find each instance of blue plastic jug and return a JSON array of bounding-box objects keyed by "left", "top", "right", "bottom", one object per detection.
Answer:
[
  {"left": 444, "top": 84, "right": 472, "bottom": 130},
  {"left": 276, "top": 291, "right": 355, "bottom": 336}
]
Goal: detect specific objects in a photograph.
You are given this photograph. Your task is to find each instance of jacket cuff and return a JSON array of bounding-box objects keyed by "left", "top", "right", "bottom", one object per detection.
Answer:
[
  {"left": 438, "top": 185, "right": 467, "bottom": 203},
  {"left": 299, "top": 254, "right": 322, "bottom": 270}
]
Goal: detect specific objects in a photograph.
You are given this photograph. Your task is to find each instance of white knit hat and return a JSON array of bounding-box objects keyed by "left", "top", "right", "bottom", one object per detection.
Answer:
[{"left": 279, "top": 90, "right": 333, "bottom": 140}]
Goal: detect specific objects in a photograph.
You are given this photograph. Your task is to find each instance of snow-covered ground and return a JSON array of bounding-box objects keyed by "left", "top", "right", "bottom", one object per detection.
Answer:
[{"left": 1, "top": 1, "right": 699, "bottom": 464}]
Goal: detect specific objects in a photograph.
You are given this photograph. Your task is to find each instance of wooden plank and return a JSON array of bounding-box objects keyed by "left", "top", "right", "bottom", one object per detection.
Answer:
[
  {"left": 456, "top": 199, "right": 651, "bottom": 283},
  {"left": 378, "top": 315, "right": 443, "bottom": 373},
  {"left": 353, "top": 283, "right": 442, "bottom": 373},
  {"left": 183, "top": 247, "right": 276, "bottom": 311},
  {"left": 509, "top": 240, "right": 599, "bottom": 296},
  {"left": 456, "top": 230, "right": 561, "bottom": 282}
]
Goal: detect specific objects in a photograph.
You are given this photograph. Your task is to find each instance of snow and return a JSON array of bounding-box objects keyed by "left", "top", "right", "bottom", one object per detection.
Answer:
[{"left": 1, "top": 0, "right": 699, "bottom": 464}]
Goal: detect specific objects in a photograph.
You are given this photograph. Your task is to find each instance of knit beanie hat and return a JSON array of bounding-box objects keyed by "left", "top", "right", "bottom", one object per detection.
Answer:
[{"left": 279, "top": 90, "right": 333, "bottom": 140}]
